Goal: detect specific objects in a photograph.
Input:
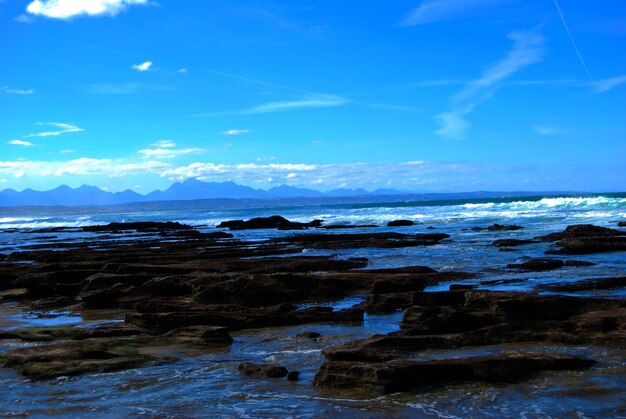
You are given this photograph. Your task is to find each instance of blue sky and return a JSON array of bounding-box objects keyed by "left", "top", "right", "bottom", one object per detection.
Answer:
[{"left": 1, "top": 0, "right": 625, "bottom": 193}]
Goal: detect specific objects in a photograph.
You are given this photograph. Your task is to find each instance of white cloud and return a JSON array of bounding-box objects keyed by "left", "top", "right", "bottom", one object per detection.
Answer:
[
  {"left": 151, "top": 139, "right": 176, "bottom": 148},
  {"left": 26, "top": 122, "right": 84, "bottom": 138},
  {"left": 8, "top": 140, "right": 35, "bottom": 147},
  {"left": 435, "top": 29, "right": 545, "bottom": 140},
  {"left": 137, "top": 142, "right": 204, "bottom": 159},
  {"left": 132, "top": 61, "right": 153, "bottom": 72},
  {"left": 2, "top": 86, "right": 34, "bottom": 95},
  {"left": 159, "top": 160, "right": 485, "bottom": 190},
  {"left": 14, "top": 14, "right": 34, "bottom": 23},
  {"left": 401, "top": 0, "right": 512, "bottom": 26},
  {"left": 0, "top": 158, "right": 168, "bottom": 178},
  {"left": 26, "top": 0, "right": 149, "bottom": 19},
  {"left": 177, "top": 68, "right": 188, "bottom": 74},
  {"left": 593, "top": 74, "right": 626, "bottom": 94},
  {"left": 60, "top": 149, "right": 76, "bottom": 154},
  {"left": 222, "top": 129, "right": 251, "bottom": 136}
]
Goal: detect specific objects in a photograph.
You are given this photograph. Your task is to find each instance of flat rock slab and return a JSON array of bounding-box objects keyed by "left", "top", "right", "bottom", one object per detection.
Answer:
[{"left": 314, "top": 352, "right": 595, "bottom": 394}]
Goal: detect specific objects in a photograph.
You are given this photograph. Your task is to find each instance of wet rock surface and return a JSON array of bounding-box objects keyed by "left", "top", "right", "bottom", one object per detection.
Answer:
[
  {"left": 314, "top": 290, "right": 625, "bottom": 393},
  {"left": 537, "top": 224, "right": 626, "bottom": 254},
  {"left": 0, "top": 220, "right": 624, "bottom": 397}
]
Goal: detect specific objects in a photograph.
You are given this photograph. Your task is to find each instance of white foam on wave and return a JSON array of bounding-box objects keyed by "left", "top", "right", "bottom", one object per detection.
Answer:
[
  {"left": 0, "top": 220, "right": 97, "bottom": 230},
  {"left": 537, "top": 196, "right": 625, "bottom": 207},
  {"left": 0, "top": 216, "right": 46, "bottom": 224}
]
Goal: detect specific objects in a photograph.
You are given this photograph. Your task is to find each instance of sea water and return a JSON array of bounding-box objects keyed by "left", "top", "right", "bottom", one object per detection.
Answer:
[{"left": 0, "top": 194, "right": 625, "bottom": 416}]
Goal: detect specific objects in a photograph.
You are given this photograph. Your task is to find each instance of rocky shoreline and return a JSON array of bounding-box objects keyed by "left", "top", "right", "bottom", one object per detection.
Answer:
[{"left": 1, "top": 217, "right": 625, "bottom": 394}]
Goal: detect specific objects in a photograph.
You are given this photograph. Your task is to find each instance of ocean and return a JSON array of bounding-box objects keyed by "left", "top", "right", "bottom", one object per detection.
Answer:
[{"left": 1, "top": 193, "right": 625, "bottom": 417}]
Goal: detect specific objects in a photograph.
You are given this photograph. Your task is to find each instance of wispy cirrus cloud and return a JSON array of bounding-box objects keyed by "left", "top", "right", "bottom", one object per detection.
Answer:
[
  {"left": 593, "top": 74, "right": 626, "bottom": 94},
  {"left": 132, "top": 61, "right": 153, "bottom": 72},
  {"left": 532, "top": 125, "right": 566, "bottom": 136},
  {"left": 2, "top": 86, "right": 34, "bottom": 95},
  {"left": 26, "top": 0, "right": 149, "bottom": 19},
  {"left": 435, "top": 29, "right": 545, "bottom": 140},
  {"left": 8, "top": 140, "right": 35, "bottom": 147},
  {"left": 202, "top": 95, "right": 348, "bottom": 117},
  {"left": 222, "top": 129, "right": 251, "bottom": 136},
  {"left": 25, "top": 122, "right": 84, "bottom": 138},
  {"left": 401, "top": 0, "right": 513, "bottom": 26}
]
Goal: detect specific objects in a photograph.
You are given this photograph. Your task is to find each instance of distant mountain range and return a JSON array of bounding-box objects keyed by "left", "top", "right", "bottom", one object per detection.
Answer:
[{"left": 0, "top": 179, "right": 411, "bottom": 207}]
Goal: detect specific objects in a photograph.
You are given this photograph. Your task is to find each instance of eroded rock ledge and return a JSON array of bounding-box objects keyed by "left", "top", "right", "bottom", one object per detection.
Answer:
[{"left": 314, "top": 290, "right": 625, "bottom": 393}]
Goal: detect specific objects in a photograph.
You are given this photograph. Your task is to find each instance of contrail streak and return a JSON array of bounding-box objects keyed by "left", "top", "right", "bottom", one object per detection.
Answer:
[{"left": 552, "top": 0, "right": 594, "bottom": 83}]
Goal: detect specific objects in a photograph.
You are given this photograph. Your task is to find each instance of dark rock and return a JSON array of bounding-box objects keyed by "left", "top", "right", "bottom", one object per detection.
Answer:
[
  {"left": 126, "top": 305, "right": 363, "bottom": 333},
  {"left": 547, "top": 237, "right": 626, "bottom": 255},
  {"left": 564, "top": 260, "right": 595, "bottom": 267},
  {"left": 217, "top": 216, "right": 322, "bottom": 231},
  {"left": 449, "top": 284, "right": 479, "bottom": 291},
  {"left": 15, "top": 270, "right": 102, "bottom": 296},
  {"left": 507, "top": 258, "right": 564, "bottom": 271},
  {"left": 387, "top": 220, "right": 414, "bottom": 227},
  {"left": 537, "top": 224, "right": 624, "bottom": 242},
  {"left": 0, "top": 337, "right": 173, "bottom": 380},
  {"left": 535, "top": 277, "right": 626, "bottom": 293},
  {"left": 491, "top": 239, "right": 537, "bottom": 247},
  {"left": 313, "top": 353, "right": 595, "bottom": 394},
  {"left": 618, "top": 221, "right": 626, "bottom": 227},
  {"left": 142, "top": 274, "right": 194, "bottom": 296},
  {"left": 82, "top": 221, "right": 194, "bottom": 233},
  {"left": 80, "top": 283, "right": 136, "bottom": 308},
  {"left": 238, "top": 362, "right": 288, "bottom": 378},
  {"left": 162, "top": 325, "right": 233, "bottom": 345},
  {"left": 296, "top": 331, "right": 322, "bottom": 340},
  {"left": 0, "top": 324, "right": 146, "bottom": 342},
  {"left": 275, "top": 232, "right": 450, "bottom": 250},
  {"left": 287, "top": 370, "right": 300, "bottom": 381}
]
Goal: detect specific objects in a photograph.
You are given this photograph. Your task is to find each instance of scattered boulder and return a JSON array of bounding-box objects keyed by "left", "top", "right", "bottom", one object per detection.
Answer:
[
  {"left": 238, "top": 362, "right": 288, "bottom": 378},
  {"left": 295, "top": 331, "right": 321, "bottom": 340},
  {"left": 491, "top": 239, "right": 537, "bottom": 247}
]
